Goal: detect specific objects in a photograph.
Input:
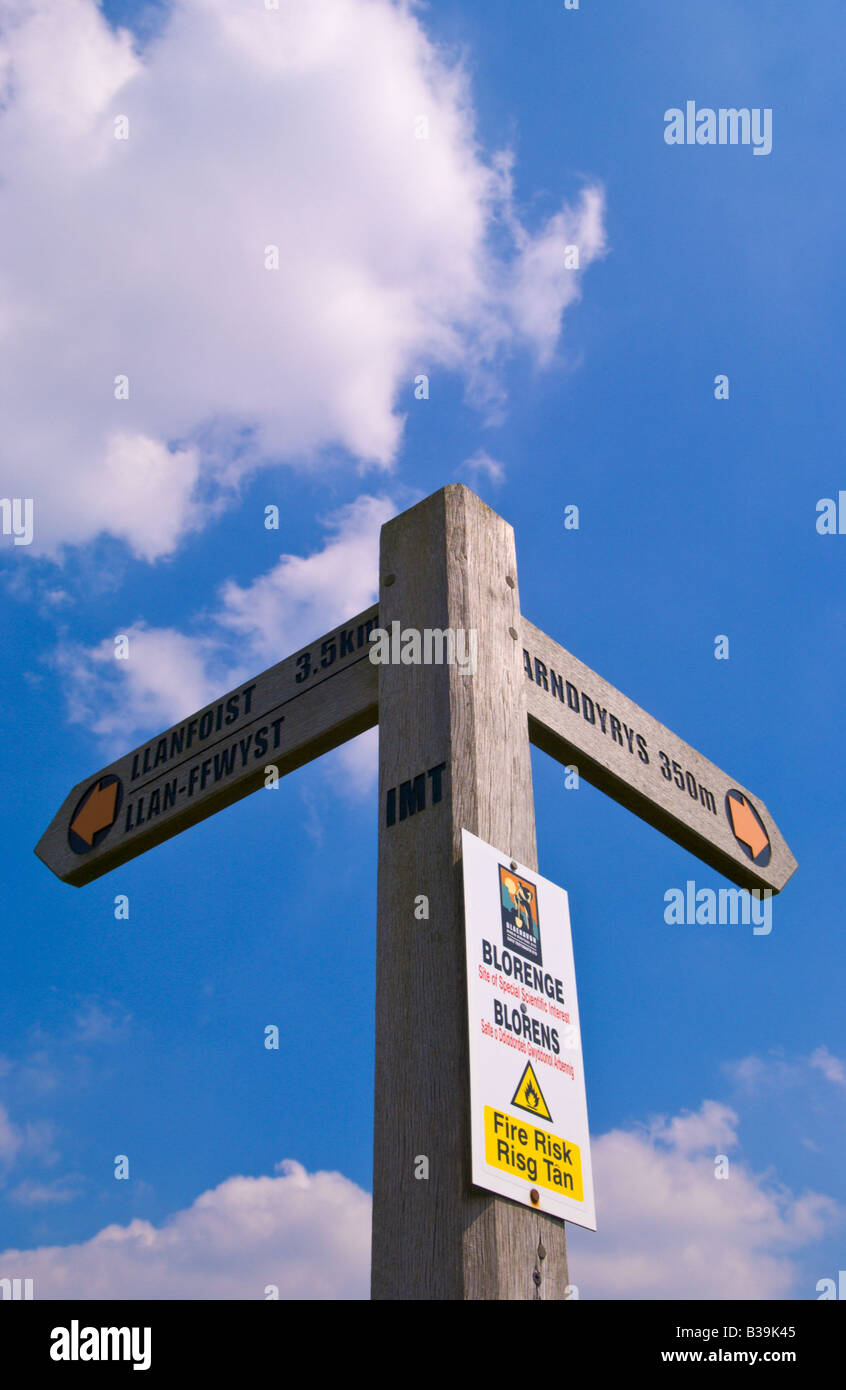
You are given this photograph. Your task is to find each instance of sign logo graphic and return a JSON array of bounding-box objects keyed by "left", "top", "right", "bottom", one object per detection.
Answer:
[
  {"left": 725, "top": 789, "right": 771, "bottom": 867},
  {"left": 68, "top": 776, "right": 122, "bottom": 855},
  {"left": 499, "top": 864, "right": 541, "bottom": 964},
  {"left": 511, "top": 1060, "right": 553, "bottom": 1122}
]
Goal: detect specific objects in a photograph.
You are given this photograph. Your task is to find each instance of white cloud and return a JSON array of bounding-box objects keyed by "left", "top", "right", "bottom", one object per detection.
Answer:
[
  {"left": 809, "top": 1046, "right": 846, "bottom": 1086},
  {"left": 58, "top": 492, "right": 393, "bottom": 761},
  {"left": 565, "top": 1100, "right": 839, "bottom": 1299},
  {"left": 724, "top": 1054, "right": 768, "bottom": 1090},
  {"left": 725, "top": 1046, "right": 846, "bottom": 1094},
  {"left": 217, "top": 494, "right": 394, "bottom": 666},
  {"left": 0, "top": 1101, "right": 57, "bottom": 1174},
  {"left": 332, "top": 725, "right": 379, "bottom": 795},
  {"left": 72, "top": 1002, "right": 132, "bottom": 1045},
  {"left": 0, "top": 0, "right": 605, "bottom": 559},
  {"left": 457, "top": 448, "right": 505, "bottom": 487},
  {"left": 0, "top": 1097, "right": 839, "bottom": 1299},
  {"left": 647, "top": 1098, "right": 739, "bottom": 1157},
  {"left": 83, "top": 434, "right": 204, "bottom": 564},
  {"left": 9, "top": 1177, "right": 82, "bottom": 1206},
  {"left": 60, "top": 624, "right": 227, "bottom": 746},
  {"left": 0, "top": 1160, "right": 370, "bottom": 1299},
  {"left": 507, "top": 186, "right": 606, "bottom": 365},
  {"left": 0, "top": 1103, "right": 23, "bottom": 1168}
]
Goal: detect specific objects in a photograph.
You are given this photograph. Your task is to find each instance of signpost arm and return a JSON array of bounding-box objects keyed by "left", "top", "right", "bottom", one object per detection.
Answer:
[
  {"left": 371, "top": 484, "right": 570, "bottom": 1300},
  {"left": 520, "top": 617, "right": 797, "bottom": 893}
]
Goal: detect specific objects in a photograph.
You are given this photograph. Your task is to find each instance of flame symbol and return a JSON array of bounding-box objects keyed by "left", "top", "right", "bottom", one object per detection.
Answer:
[{"left": 524, "top": 1081, "right": 540, "bottom": 1110}]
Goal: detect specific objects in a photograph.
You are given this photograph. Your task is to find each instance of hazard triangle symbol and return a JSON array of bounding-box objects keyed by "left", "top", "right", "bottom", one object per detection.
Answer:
[{"left": 510, "top": 1061, "right": 553, "bottom": 1123}]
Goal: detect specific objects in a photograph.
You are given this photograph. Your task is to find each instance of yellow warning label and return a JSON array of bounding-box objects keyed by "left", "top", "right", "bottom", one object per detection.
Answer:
[
  {"left": 511, "top": 1061, "right": 553, "bottom": 1122},
  {"left": 484, "top": 1106, "right": 583, "bottom": 1202}
]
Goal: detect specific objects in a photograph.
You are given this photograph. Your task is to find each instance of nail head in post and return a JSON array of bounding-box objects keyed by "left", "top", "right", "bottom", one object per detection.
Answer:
[
  {"left": 530, "top": 1188, "right": 540, "bottom": 1206},
  {"left": 384, "top": 574, "right": 396, "bottom": 587}
]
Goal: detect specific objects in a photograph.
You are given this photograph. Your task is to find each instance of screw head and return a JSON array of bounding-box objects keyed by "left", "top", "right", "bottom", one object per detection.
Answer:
[{"left": 530, "top": 1188, "right": 540, "bottom": 1206}]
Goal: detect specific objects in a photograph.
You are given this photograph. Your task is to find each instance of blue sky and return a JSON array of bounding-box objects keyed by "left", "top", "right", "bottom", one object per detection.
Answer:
[{"left": 0, "top": 0, "right": 843, "bottom": 1299}]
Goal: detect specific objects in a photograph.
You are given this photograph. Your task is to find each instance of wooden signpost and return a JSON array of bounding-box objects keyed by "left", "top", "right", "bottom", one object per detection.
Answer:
[
  {"left": 36, "top": 608, "right": 380, "bottom": 887},
  {"left": 35, "top": 484, "right": 797, "bottom": 1300}
]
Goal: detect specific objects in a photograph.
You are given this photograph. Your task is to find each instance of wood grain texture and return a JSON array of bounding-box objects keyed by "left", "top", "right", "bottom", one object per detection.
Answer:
[
  {"left": 35, "top": 607, "right": 379, "bottom": 886},
  {"left": 521, "top": 618, "right": 797, "bottom": 893},
  {"left": 371, "top": 485, "right": 570, "bottom": 1300}
]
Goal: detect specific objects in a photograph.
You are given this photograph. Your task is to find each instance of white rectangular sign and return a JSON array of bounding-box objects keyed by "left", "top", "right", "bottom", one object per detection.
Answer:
[{"left": 462, "top": 829, "right": 596, "bottom": 1230}]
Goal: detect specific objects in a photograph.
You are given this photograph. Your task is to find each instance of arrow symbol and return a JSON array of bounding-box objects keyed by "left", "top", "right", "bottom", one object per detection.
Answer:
[
  {"left": 727, "top": 793, "right": 769, "bottom": 859},
  {"left": 70, "top": 780, "right": 119, "bottom": 846}
]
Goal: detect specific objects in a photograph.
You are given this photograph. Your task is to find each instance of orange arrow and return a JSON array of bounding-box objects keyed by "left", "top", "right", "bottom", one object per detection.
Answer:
[
  {"left": 728, "top": 794, "right": 769, "bottom": 859},
  {"left": 70, "top": 781, "right": 119, "bottom": 846}
]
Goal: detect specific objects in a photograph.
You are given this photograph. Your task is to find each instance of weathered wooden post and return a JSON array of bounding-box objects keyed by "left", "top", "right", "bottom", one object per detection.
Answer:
[
  {"left": 35, "top": 481, "right": 796, "bottom": 1303},
  {"left": 371, "top": 485, "right": 570, "bottom": 1299}
]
